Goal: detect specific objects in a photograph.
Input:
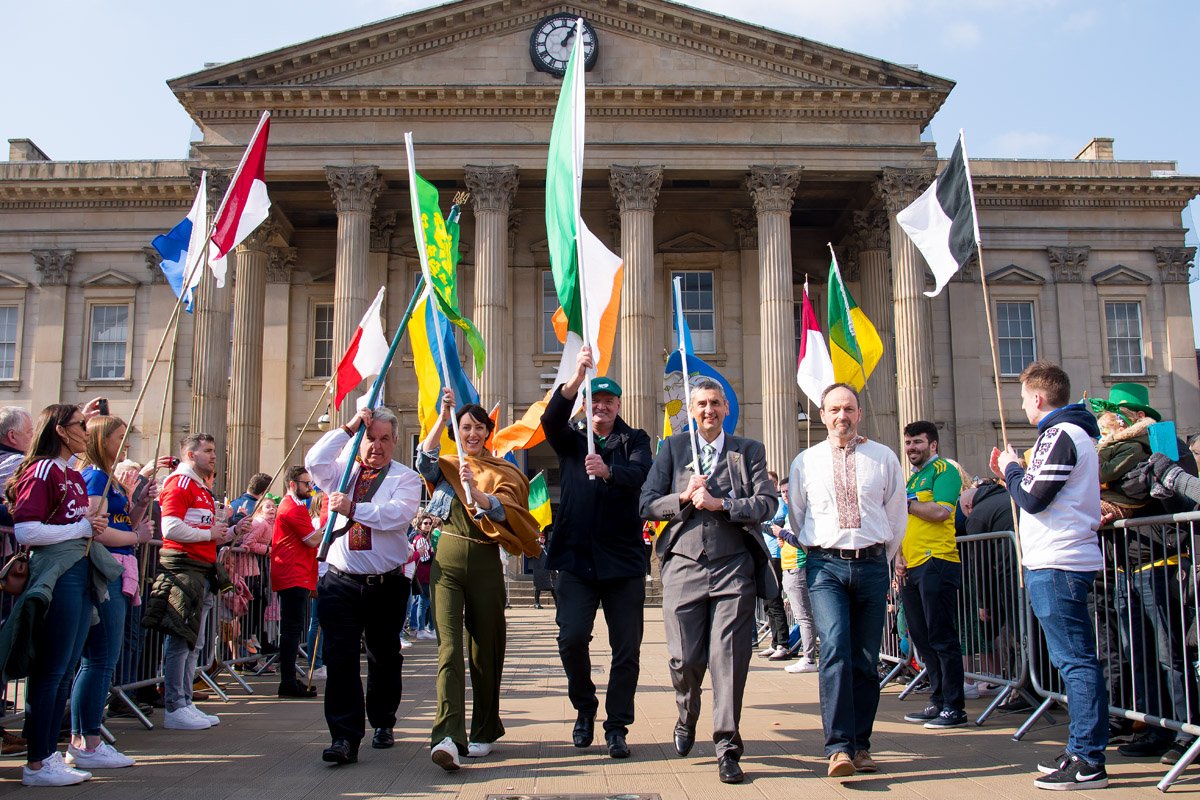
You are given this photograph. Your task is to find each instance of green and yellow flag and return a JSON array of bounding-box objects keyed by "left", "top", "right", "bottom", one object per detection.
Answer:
[
  {"left": 827, "top": 249, "right": 883, "bottom": 391},
  {"left": 528, "top": 471, "right": 552, "bottom": 531},
  {"left": 413, "top": 172, "right": 486, "bottom": 377}
]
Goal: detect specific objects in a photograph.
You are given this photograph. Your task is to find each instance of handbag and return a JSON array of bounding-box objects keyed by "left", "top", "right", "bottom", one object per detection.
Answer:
[{"left": 0, "top": 548, "right": 29, "bottom": 596}]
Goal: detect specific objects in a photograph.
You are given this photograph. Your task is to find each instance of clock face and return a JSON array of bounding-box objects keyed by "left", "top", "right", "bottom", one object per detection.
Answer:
[{"left": 530, "top": 14, "right": 599, "bottom": 77}]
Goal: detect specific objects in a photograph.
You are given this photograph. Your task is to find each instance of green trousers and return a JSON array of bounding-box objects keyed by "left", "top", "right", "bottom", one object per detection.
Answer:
[{"left": 430, "top": 526, "right": 507, "bottom": 752}]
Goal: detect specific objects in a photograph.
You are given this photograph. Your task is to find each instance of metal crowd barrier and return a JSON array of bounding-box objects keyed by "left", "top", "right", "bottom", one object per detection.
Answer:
[{"left": 1017, "top": 511, "right": 1200, "bottom": 792}]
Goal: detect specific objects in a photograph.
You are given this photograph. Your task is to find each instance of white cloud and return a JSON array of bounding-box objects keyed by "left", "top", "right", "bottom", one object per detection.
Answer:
[{"left": 944, "top": 21, "right": 982, "bottom": 48}]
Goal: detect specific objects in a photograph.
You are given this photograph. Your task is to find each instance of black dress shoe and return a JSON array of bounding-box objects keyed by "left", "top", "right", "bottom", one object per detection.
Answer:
[
  {"left": 673, "top": 723, "right": 695, "bottom": 757},
  {"left": 607, "top": 733, "right": 631, "bottom": 759},
  {"left": 322, "top": 739, "right": 359, "bottom": 765},
  {"left": 718, "top": 755, "right": 745, "bottom": 784},
  {"left": 572, "top": 711, "right": 596, "bottom": 747},
  {"left": 372, "top": 728, "right": 395, "bottom": 749},
  {"left": 278, "top": 683, "right": 318, "bottom": 698}
]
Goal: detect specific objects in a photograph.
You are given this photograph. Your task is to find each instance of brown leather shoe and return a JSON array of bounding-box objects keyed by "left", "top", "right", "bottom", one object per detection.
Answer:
[
  {"left": 852, "top": 750, "right": 878, "bottom": 773},
  {"left": 828, "top": 751, "right": 856, "bottom": 777}
]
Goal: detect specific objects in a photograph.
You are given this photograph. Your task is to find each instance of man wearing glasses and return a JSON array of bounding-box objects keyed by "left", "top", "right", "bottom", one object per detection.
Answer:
[{"left": 271, "top": 466, "right": 323, "bottom": 698}]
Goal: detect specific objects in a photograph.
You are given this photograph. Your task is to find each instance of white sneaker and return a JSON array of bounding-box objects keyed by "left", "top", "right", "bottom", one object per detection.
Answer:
[
  {"left": 22, "top": 752, "right": 91, "bottom": 786},
  {"left": 431, "top": 736, "right": 461, "bottom": 771},
  {"left": 963, "top": 682, "right": 981, "bottom": 700},
  {"left": 785, "top": 658, "right": 819, "bottom": 674},
  {"left": 312, "top": 665, "right": 327, "bottom": 680},
  {"left": 466, "top": 742, "right": 493, "bottom": 758},
  {"left": 164, "top": 706, "right": 211, "bottom": 730},
  {"left": 757, "top": 646, "right": 777, "bottom": 658},
  {"left": 66, "top": 741, "right": 135, "bottom": 769},
  {"left": 401, "top": 637, "right": 414, "bottom": 649},
  {"left": 187, "top": 703, "right": 220, "bottom": 726},
  {"left": 417, "top": 629, "right": 436, "bottom": 640}
]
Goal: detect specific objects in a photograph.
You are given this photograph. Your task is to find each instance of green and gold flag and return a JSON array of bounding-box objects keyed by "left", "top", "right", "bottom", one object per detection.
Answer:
[
  {"left": 413, "top": 171, "right": 486, "bottom": 377},
  {"left": 827, "top": 249, "right": 883, "bottom": 391},
  {"left": 528, "top": 471, "right": 552, "bottom": 531}
]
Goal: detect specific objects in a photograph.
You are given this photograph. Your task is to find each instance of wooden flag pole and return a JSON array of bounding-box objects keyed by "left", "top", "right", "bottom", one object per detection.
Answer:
[
  {"left": 266, "top": 378, "right": 334, "bottom": 493},
  {"left": 150, "top": 315, "right": 183, "bottom": 471}
]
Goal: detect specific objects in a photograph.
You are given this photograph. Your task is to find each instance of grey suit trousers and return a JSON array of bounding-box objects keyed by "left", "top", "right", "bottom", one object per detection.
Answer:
[{"left": 661, "top": 549, "right": 756, "bottom": 759}]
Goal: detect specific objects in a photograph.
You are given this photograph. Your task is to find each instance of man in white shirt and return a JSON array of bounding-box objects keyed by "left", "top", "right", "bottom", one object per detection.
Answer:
[
  {"left": 788, "top": 383, "right": 906, "bottom": 778},
  {"left": 305, "top": 406, "right": 422, "bottom": 767}
]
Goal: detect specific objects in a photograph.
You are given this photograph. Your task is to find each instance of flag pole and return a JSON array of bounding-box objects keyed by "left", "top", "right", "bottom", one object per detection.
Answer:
[
  {"left": 317, "top": 278, "right": 428, "bottom": 561},
  {"left": 673, "top": 277, "right": 703, "bottom": 477},
  {"left": 150, "top": 315, "right": 182, "bottom": 473},
  {"left": 567, "top": 17, "right": 598, "bottom": 472},
  {"left": 828, "top": 243, "right": 875, "bottom": 408},
  {"left": 402, "top": 132, "right": 473, "bottom": 506},
  {"left": 266, "top": 377, "right": 334, "bottom": 494}
]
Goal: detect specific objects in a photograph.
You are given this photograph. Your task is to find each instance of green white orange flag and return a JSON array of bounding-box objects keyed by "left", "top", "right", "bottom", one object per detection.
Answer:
[
  {"left": 826, "top": 245, "right": 883, "bottom": 391},
  {"left": 492, "top": 17, "right": 624, "bottom": 456}
]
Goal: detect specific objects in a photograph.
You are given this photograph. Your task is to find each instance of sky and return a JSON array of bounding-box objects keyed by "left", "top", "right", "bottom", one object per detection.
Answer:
[{"left": 3, "top": 0, "right": 1198, "bottom": 339}]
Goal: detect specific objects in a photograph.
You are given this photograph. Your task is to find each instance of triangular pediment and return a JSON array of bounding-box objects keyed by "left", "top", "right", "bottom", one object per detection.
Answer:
[
  {"left": 1092, "top": 264, "right": 1152, "bottom": 285},
  {"left": 81, "top": 269, "right": 140, "bottom": 287},
  {"left": 987, "top": 264, "right": 1044, "bottom": 285},
  {"left": 171, "top": 0, "right": 952, "bottom": 101},
  {"left": 658, "top": 232, "right": 725, "bottom": 252},
  {"left": 0, "top": 272, "right": 28, "bottom": 288}
]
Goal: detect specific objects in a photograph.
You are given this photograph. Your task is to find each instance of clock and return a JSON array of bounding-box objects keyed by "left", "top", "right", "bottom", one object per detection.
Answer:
[{"left": 530, "top": 14, "right": 599, "bottom": 77}]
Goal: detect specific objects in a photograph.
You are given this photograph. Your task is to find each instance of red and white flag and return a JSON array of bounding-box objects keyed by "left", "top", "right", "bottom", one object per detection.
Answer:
[
  {"left": 334, "top": 287, "right": 389, "bottom": 410},
  {"left": 796, "top": 279, "right": 835, "bottom": 407},
  {"left": 209, "top": 111, "right": 272, "bottom": 285}
]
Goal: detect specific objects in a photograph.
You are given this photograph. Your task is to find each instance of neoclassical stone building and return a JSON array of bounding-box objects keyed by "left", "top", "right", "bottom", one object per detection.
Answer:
[{"left": 1, "top": 0, "right": 1196, "bottom": 497}]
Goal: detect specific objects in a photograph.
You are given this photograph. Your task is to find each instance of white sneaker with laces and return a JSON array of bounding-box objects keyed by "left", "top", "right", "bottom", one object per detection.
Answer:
[
  {"left": 187, "top": 703, "right": 220, "bottom": 726},
  {"left": 401, "top": 637, "right": 414, "bottom": 649},
  {"left": 164, "top": 706, "right": 211, "bottom": 730},
  {"left": 22, "top": 752, "right": 92, "bottom": 786},
  {"left": 467, "top": 742, "right": 493, "bottom": 758},
  {"left": 417, "top": 629, "right": 437, "bottom": 640},
  {"left": 432, "top": 736, "right": 461, "bottom": 771},
  {"left": 785, "top": 657, "right": 819, "bottom": 674},
  {"left": 757, "top": 646, "right": 776, "bottom": 658},
  {"left": 66, "top": 741, "right": 135, "bottom": 769},
  {"left": 312, "top": 665, "right": 327, "bottom": 679},
  {"left": 962, "top": 682, "right": 981, "bottom": 700}
]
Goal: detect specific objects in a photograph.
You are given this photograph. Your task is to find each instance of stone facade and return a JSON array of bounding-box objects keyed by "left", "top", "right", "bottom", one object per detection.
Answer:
[{"left": 0, "top": 0, "right": 1197, "bottom": 497}]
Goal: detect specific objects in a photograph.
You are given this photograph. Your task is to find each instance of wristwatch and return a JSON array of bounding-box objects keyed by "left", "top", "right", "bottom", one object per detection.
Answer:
[{"left": 721, "top": 497, "right": 732, "bottom": 512}]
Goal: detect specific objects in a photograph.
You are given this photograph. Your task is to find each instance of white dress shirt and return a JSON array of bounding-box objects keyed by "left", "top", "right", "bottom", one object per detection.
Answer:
[
  {"left": 787, "top": 438, "right": 907, "bottom": 559},
  {"left": 304, "top": 428, "right": 422, "bottom": 575}
]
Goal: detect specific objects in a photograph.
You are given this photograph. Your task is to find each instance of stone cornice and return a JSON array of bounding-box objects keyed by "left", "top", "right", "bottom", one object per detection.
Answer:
[
  {"left": 170, "top": 0, "right": 952, "bottom": 113},
  {"left": 974, "top": 177, "right": 1200, "bottom": 210}
]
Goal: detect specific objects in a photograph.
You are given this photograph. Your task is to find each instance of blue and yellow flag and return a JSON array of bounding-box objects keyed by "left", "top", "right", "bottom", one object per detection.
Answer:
[{"left": 414, "top": 292, "right": 480, "bottom": 449}]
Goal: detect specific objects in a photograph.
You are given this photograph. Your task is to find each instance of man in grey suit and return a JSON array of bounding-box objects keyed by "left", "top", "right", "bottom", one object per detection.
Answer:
[{"left": 640, "top": 377, "right": 778, "bottom": 784}]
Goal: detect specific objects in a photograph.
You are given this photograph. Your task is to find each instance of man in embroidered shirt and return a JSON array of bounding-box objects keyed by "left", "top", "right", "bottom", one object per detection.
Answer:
[
  {"left": 787, "top": 383, "right": 906, "bottom": 778},
  {"left": 895, "top": 420, "right": 966, "bottom": 730},
  {"left": 304, "top": 406, "right": 422, "bottom": 767},
  {"left": 992, "top": 360, "right": 1108, "bottom": 790}
]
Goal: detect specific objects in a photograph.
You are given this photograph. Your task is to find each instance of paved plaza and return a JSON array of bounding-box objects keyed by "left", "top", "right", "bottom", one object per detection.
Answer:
[{"left": 0, "top": 608, "right": 1190, "bottom": 798}]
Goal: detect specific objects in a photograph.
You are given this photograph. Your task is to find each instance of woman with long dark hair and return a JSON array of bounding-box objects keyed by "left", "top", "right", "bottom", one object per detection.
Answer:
[
  {"left": 68, "top": 415, "right": 155, "bottom": 770},
  {"left": 417, "top": 389, "right": 542, "bottom": 771},
  {"left": 3, "top": 404, "right": 117, "bottom": 786}
]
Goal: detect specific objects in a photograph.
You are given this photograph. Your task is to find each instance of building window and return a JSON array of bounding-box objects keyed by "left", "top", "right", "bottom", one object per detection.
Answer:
[
  {"left": 0, "top": 306, "right": 17, "bottom": 380},
  {"left": 542, "top": 271, "right": 563, "bottom": 354},
  {"left": 671, "top": 271, "right": 716, "bottom": 353},
  {"left": 1105, "top": 301, "right": 1144, "bottom": 375},
  {"left": 87, "top": 304, "right": 129, "bottom": 380},
  {"left": 996, "top": 301, "right": 1036, "bottom": 376},
  {"left": 313, "top": 303, "right": 334, "bottom": 378}
]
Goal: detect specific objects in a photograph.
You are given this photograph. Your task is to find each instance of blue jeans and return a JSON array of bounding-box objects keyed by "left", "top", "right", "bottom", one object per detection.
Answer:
[
  {"left": 24, "top": 557, "right": 94, "bottom": 762},
  {"left": 1026, "top": 568, "right": 1108, "bottom": 767},
  {"left": 806, "top": 551, "right": 890, "bottom": 756},
  {"left": 305, "top": 597, "right": 323, "bottom": 670},
  {"left": 408, "top": 581, "right": 431, "bottom": 631},
  {"left": 71, "top": 577, "right": 127, "bottom": 736},
  {"left": 114, "top": 593, "right": 142, "bottom": 686}
]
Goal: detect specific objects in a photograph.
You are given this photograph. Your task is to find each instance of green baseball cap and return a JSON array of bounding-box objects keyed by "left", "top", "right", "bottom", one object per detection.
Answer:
[{"left": 589, "top": 376, "right": 622, "bottom": 397}]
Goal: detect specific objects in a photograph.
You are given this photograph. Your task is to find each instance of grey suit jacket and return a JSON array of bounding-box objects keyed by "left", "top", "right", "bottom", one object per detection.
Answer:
[{"left": 640, "top": 431, "right": 779, "bottom": 595}]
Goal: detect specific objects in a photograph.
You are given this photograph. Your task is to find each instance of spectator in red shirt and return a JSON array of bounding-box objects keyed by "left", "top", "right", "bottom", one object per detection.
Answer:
[{"left": 272, "top": 466, "right": 321, "bottom": 698}]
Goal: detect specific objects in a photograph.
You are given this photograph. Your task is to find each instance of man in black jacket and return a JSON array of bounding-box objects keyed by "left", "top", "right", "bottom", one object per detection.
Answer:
[{"left": 541, "top": 345, "right": 653, "bottom": 760}]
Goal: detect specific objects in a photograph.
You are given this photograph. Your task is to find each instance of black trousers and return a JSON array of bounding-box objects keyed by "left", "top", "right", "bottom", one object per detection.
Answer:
[
  {"left": 899, "top": 557, "right": 965, "bottom": 712},
  {"left": 555, "top": 570, "right": 645, "bottom": 737},
  {"left": 764, "top": 557, "right": 789, "bottom": 648},
  {"left": 317, "top": 569, "right": 410, "bottom": 743},
  {"left": 277, "top": 586, "right": 309, "bottom": 690}
]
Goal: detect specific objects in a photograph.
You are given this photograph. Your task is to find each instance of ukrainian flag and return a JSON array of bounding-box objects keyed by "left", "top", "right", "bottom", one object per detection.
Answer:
[
  {"left": 528, "top": 472, "right": 552, "bottom": 531},
  {"left": 413, "top": 290, "right": 480, "bottom": 449}
]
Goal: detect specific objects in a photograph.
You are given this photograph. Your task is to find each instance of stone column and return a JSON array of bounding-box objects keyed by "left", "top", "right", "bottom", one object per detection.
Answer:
[
  {"left": 852, "top": 207, "right": 899, "bottom": 453},
  {"left": 609, "top": 165, "right": 663, "bottom": 434},
  {"left": 878, "top": 167, "right": 936, "bottom": 435},
  {"left": 31, "top": 250, "right": 73, "bottom": 410},
  {"left": 1156, "top": 246, "right": 1200, "bottom": 434},
  {"left": 326, "top": 166, "right": 383, "bottom": 420},
  {"left": 747, "top": 166, "right": 802, "bottom": 474},
  {"left": 260, "top": 248, "right": 297, "bottom": 480},
  {"left": 464, "top": 165, "right": 519, "bottom": 414},
  {"left": 189, "top": 170, "right": 232, "bottom": 494},
  {"left": 226, "top": 219, "right": 277, "bottom": 494}
]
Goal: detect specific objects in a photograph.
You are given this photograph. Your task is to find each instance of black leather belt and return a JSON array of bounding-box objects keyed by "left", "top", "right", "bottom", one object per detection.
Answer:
[
  {"left": 327, "top": 564, "right": 406, "bottom": 586},
  {"left": 807, "top": 544, "right": 886, "bottom": 560}
]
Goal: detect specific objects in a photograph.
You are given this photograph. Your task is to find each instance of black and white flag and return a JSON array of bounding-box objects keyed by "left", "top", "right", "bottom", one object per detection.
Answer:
[{"left": 896, "top": 131, "right": 979, "bottom": 297}]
